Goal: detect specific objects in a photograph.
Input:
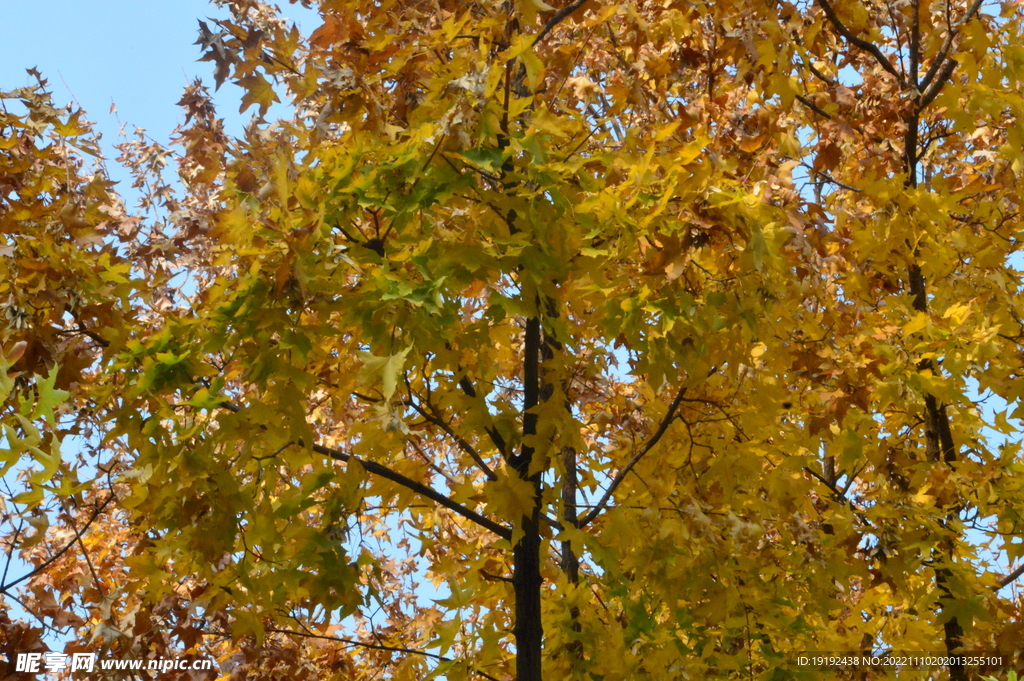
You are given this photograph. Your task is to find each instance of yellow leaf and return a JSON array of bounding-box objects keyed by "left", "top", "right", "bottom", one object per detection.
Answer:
[
  {"left": 903, "top": 312, "right": 929, "bottom": 336},
  {"left": 912, "top": 489, "right": 935, "bottom": 508},
  {"left": 357, "top": 348, "right": 411, "bottom": 400},
  {"left": 237, "top": 73, "right": 280, "bottom": 117},
  {"left": 942, "top": 302, "right": 971, "bottom": 325}
]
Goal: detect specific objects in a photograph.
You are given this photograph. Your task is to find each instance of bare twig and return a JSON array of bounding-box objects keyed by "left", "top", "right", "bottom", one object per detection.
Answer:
[
  {"left": 406, "top": 389, "right": 498, "bottom": 481},
  {"left": 67, "top": 502, "right": 105, "bottom": 597}
]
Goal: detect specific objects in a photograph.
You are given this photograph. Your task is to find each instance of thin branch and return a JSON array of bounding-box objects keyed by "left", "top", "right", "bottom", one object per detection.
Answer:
[
  {"left": 1, "top": 479, "right": 26, "bottom": 587},
  {"left": 796, "top": 93, "right": 833, "bottom": 120},
  {"left": 218, "top": 400, "right": 512, "bottom": 541},
  {"left": 919, "top": 58, "right": 957, "bottom": 109},
  {"left": 1, "top": 494, "right": 115, "bottom": 594},
  {"left": 997, "top": 563, "right": 1024, "bottom": 590},
  {"left": 70, "top": 311, "right": 110, "bottom": 348},
  {"left": 534, "top": 0, "right": 591, "bottom": 46},
  {"left": 802, "top": 467, "right": 871, "bottom": 527},
  {"left": 5, "top": 593, "right": 71, "bottom": 636},
  {"left": 448, "top": 349, "right": 509, "bottom": 457},
  {"left": 66, "top": 502, "right": 105, "bottom": 597},
  {"left": 408, "top": 439, "right": 460, "bottom": 487},
  {"left": 578, "top": 385, "right": 688, "bottom": 527},
  {"left": 264, "top": 626, "right": 448, "bottom": 660},
  {"left": 407, "top": 390, "right": 498, "bottom": 481},
  {"left": 817, "top": 0, "right": 903, "bottom": 83},
  {"left": 909, "top": 0, "right": 921, "bottom": 88},
  {"left": 809, "top": 167, "right": 863, "bottom": 193},
  {"left": 886, "top": 1, "right": 909, "bottom": 82},
  {"left": 253, "top": 626, "right": 503, "bottom": 681},
  {"left": 918, "top": 0, "right": 984, "bottom": 92}
]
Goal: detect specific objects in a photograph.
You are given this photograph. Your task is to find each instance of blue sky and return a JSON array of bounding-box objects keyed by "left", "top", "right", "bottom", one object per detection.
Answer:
[{"left": 0, "top": 0, "right": 318, "bottom": 200}]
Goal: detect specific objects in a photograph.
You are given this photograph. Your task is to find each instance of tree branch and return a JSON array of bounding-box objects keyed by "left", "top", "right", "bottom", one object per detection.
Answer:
[
  {"left": 918, "top": 58, "right": 957, "bottom": 110},
  {"left": 67, "top": 502, "right": 105, "bottom": 597},
  {"left": 311, "top": 441, "right": 512, "bottom": 539},
  {"left": 407, "top": 397, "right": 498, "bottom": 481},
  {"left": 70, "top": 311, "right": 110, "bottom": 348},
  {"left": 307, "top": 444, "right": 512, "bottom": 540},
  {"left": 796, "top": 93, "right": 833, "bottom": 120},
  {"left": 918, "top": 0, "right": 984, "bottom": 93},
  {"left": 807, "top": 61, "right": 836, "bottom": 87},
  {"left": 217, "top": 400, "right": 512, "bottom": 541},
  {"left": 578, "top": 385, "right": 688, "bottom": 527},
  {"left": 817, "top": 0, "right": 903, "bottom": 83},
  {"left": 996, "top": 563, "right": 1024, "bottom": 590},
  {"left": 454, "top": 369, "right": 509, "bottom": 460},
  {"left": 445, "top": 346, "right": 509, "bottom": 459},
  {"left": 5, "top": 593, "right": 71, "bottom": 636},
  {"left": 263, "top": 626, "right": 446, "bottom": 661},
  {"left": 802, "top": 467, "right": 872, "bottom": 526},
  {"left": 910, "top": 0, "right": 921, "bottom": 88},
  {"left": 534, "top": 0, "right": 591, "bottom": 46},
  {"left": 1, "top": 494, "right": 115, "bottom": 594},
  {"left": 252, "top": 627, "right": 503, "bottom": 681}
]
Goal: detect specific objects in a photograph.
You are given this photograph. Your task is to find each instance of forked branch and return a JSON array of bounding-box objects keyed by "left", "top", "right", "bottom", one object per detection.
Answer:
[
  {"left": 918, "top": 0, "right": 985, "bottom": 94},
  {"left": 817, "top": 0, "right": 904, "bottom": 83}
]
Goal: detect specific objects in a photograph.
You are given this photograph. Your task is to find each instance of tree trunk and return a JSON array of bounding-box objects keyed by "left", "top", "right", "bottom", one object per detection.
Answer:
[
  {"left": 560, "top": 446, "right": 583, "bottom": 667},
  {"left": 513, "top": 504, "right": 544, "bottom": 681},
  {"left": 512, "top": 316, "right": 545, "bottom": 681},
  {"left": 905, "top": 100, "right": 967, "bottom": 681}
]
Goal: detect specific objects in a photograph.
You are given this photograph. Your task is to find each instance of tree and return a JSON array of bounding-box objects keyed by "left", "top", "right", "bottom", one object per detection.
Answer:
[
  {"left": 0, "top": 74, "right": 134, "bottom": 673},
  {"left": 3, "top": 0, "right": 1024, "bottom": 680}
]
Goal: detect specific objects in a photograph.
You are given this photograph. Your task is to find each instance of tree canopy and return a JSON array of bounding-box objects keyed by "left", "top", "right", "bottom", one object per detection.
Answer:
[{"left": 4, "top": 0, "right": 1024, "bottom": 679}]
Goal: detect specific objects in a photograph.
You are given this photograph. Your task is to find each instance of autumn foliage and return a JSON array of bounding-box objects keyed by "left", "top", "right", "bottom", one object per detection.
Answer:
[{"left": 4, "top": 0, "right": 1024, "bottom": 679}]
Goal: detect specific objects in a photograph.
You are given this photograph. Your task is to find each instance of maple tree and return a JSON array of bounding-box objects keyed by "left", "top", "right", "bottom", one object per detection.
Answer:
[{"left": 5, "top": 0, "right": 1024, "bottom": 680}]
